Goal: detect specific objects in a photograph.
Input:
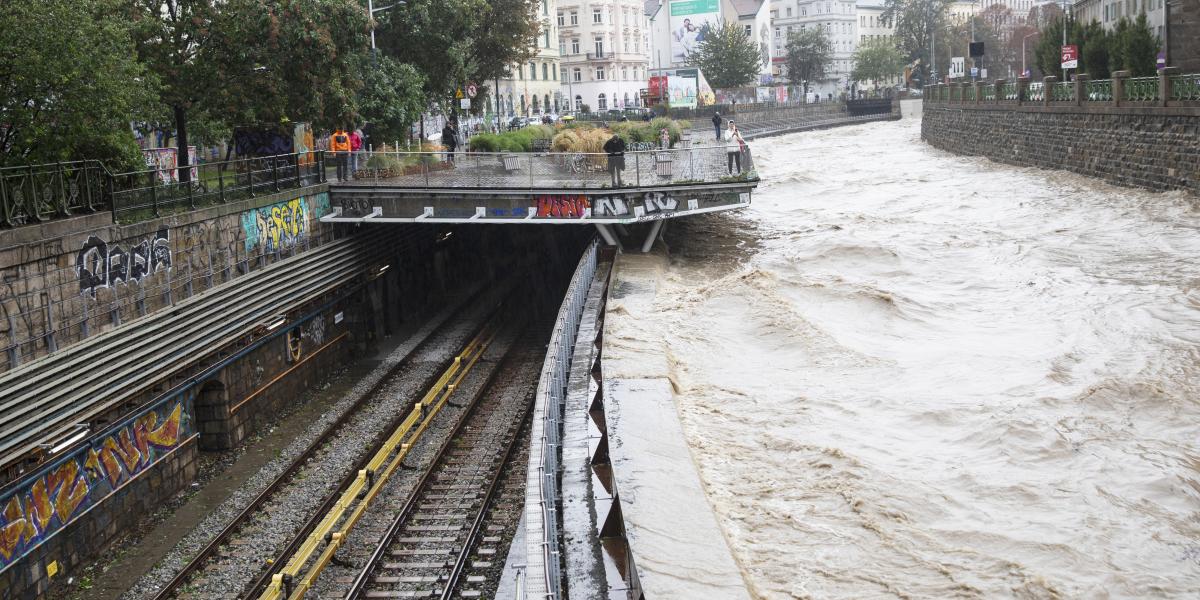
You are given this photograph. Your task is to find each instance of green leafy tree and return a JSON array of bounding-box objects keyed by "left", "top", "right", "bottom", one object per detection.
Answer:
[
  {"left": 686, "top": 21, "right": 763, "bottom": 89},
  {"left": 852, "top": 38, "right": 907, "bottom": 88},
  {"left": 1116, "top": 13, "right": 1159, "bottom": 76},
  {"left": 358, "top": 56, "right": 427, "bottom": 144},
  {"left": 882, "top": 0, "right": 952, "bottom": 85},
  {"left": 130, "top": 0, "right": 369, "bottom": 180},
  {"left": 1033, "top": 16, "right": 1066, "bottom": 78},
  {"left": 784, "top": 28, "right": 833, "bottom": 94},
  {"left": 1080, "top": 21, "right": 1112, "bottom": 79},
  {"left": 0, "top": 0, "right": 154, "bottom": 168}
]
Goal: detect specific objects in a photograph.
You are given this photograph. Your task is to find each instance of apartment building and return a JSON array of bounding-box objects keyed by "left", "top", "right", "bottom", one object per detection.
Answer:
[
  {"left": 770, "top": 0, "right": 859, "bottom": 96},
  {"left": 1075, "top": 0, "right": 1168, "bottom": 39},
  {"left": 496, "top": 0, "right": 564, "bottom": 116},
  {"left": 558, "top": 0, "right": 653, "bottom": 112}
]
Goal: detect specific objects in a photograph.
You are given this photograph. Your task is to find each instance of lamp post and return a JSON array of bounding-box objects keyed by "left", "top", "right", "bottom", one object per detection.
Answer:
[
  {"left": 367, "top": 0, "right": 406, "bottom": 64},
  {"left": 1022, "top": 31, "right": 1039, "bottom": 77}
]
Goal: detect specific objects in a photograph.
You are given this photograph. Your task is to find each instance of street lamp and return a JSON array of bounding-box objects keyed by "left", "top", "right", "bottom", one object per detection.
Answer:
[
  {"left": 367, "top": 0, "right": 406, "bottom": 63},
  {"left": 1022, "top": 30, "right": 1039, "bottom": 77}
]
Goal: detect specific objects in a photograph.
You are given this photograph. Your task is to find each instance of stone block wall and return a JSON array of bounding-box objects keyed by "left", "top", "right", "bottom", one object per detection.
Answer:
[
  {"left": 0, "top": 186, "right": 335, "bottom": 373},
  {"left": 921, "top": 105, "right": 1200, "bottom": 194},
  {"left": 1169, "top": 0, "right": 1200, "bottom": 73}
]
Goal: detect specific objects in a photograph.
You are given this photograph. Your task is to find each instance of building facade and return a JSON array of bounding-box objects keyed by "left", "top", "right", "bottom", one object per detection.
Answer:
[
  {"left": 770, "top": 0, "right": 859, "bottom": 97},
  {"left": 558, "top": 0, "right": 653, "bottom": 112},
  {"left": 855, "top": 0, "right": 903, "bottom": 89},
  {"left": 496, "top": 0, "right": 564, "bottom": 117}
]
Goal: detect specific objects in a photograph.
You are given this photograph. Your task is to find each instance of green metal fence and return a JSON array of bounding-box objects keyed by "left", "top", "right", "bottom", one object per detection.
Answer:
[
  {"left": 1125, "top": 76, "right": 1159, "bottom": 101},
  {"left": 1171, "top": 74, "right": 1200, "bottom": 101},
  {"left": 1085, "top": 79, "right": 1113, "bottom": 101}
]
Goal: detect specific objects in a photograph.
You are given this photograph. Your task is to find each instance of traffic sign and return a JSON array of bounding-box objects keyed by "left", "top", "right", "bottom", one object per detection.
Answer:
[
  {"left": 950, "top": 57, "right": 965, "bottom": 79},
  {"left": 455, "top": 88, "right": 464, "bottom": 99},
  {"left": 1061, "top": 45, "right": 1078, "bottom": 69},
  {"left": 1157, "top": 51, "right": 1166, "bottom": 70},
  {"left": 459, "top": 98, "right": 471, "bottom": 110},
  {"left": 970, "top": 67, "right": 979, "bottom": 78},
  {"left": 466, "top": 84, "right": 478, "bottom": 98}
]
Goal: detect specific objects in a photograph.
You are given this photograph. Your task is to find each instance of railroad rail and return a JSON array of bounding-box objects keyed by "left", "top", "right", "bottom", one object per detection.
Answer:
[
  {"left": 342, "top": 336, "right": 540, "bottom": 599},
  {"left": 0, "top": 228, "right": 388, "bottom": 477},
  {"left": 251, "top": 307, "right": 529, "bottom": 599},
  {"left": 146, "top": 286, "right": 496, "bottom": 600}
]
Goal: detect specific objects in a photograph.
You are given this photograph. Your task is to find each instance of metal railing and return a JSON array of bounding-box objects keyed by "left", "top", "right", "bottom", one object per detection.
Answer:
[
  {"left": 1050, "top": 81, "right": 1075, "bottom": 102},
  {"left": 532, "top": 238, "right": 599, "bottom": 600},
  {"left": 0, "top": 161, "right": 110, "bottom": 227},
  {"left": 0, "top": 152, "right": 326, "bottom": 228},
  {"left": 924, "top": 70, "right": 1200, "bottom": 107},
  {"left": 346, "top": 146, "right": 755, "bottom": 190},
  {"left": 111, "top": 152, "right": 324, "bottom": 223},
  {"left": 1086, "top": 78, "right": 1113, "bottom": 101},
  {"left": 1125, "top": 76, "right": 1159, "bottom": 101},
  {"left": 1171, "top": 73, "right": 1200, "bottom": 101}
]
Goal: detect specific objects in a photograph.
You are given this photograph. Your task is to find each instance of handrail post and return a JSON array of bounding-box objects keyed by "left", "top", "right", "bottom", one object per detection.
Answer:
[
  {"left": 994, "top": 79, "right": 1005, "bottom": 104},
  {"left": 150, "top": 170, "right": 159, "bottom": 217},
  {"left": 1017, "top": 77, "right": 1030, "bottom": 104},
  {"left": 1074, "top": 74, "right": 1089, "bottom": 106},
  {"left": 218, "top": 165, "right": 226, "bottom": 204},
  {"left": 1112, "top": 70, "right": 1129, "bottom": 107},
  {"left": 1160, "top": 66, "right": 1179, "bottom": 106},
  {"left": 272, "top": 157, "right": 280, "bottom": 192},
  {"left": 1042, "top": 76, "right": 1057, "bottom": 106}
]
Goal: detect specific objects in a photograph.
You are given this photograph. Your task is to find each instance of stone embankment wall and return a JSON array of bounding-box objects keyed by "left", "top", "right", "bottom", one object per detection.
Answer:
[
  {"left": 922, "top": 94, "right": 1200, "bottom": 194},
  {"left": 0, "top": 187, "right": 337, "bottom": 372}
]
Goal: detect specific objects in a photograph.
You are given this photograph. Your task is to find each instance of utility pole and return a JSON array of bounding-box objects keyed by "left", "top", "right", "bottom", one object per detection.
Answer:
[{"left": 1061, "top": 0, "right": 1068, "bottom": 82}]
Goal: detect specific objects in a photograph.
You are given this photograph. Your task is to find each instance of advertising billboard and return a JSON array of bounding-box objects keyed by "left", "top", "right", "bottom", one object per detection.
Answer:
[{"left": 670, "top": 0, "right": 720, "bottom": 64}]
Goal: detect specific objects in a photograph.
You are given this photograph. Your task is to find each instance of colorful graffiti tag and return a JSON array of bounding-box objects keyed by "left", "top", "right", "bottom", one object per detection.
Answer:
[
  {"left": 0, "top": 399, "right": 192, "bottom": 570},
  {"left": 535, "top": 194, "right": 589, "bottom": 218},
  {"left": 76, "top": 228, "right": 172, "bottom": 298},
  {"left": 240, "top": 193, "right": 330, "bottom": 253}
]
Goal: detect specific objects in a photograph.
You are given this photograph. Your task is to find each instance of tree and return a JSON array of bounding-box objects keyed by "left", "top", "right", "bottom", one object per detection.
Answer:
[
  {"left": 1117, "top": 13, "right": 1159, "bottom": 76},
  {"left": 1079, "top": 21, "right": 1112, "bottom": 80},
  {"left": 130, "top": 0, "right": 369, "bottom": 181},
  {"left": 852, "top": 38, "right": 907, "bottom": 89},
  {"left": 1033, "top": 16, "right": 1066, "bottom": 78},
  {"left": 882, "top": 0, "right": 952, "bottom": 85},
  {"left": 686, "top": 21, "right": 763, "bottom": 89},
  {"left": 783, "top": 28, "right": 833, "bottom": 94},
  {"left": 0, "top": 0, "right": 154, "bottom": 168},
  {"left": 357, "top": 56, "right": 427, "bottom": 144}
]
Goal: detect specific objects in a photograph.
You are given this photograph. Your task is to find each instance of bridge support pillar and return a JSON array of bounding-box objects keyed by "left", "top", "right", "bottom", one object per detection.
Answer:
[
  {"left": 595, "top": 224, "right": 622, "bottom": 251},
  {"left": 641, "top": 220, "right": 664, "bottom": 253}
]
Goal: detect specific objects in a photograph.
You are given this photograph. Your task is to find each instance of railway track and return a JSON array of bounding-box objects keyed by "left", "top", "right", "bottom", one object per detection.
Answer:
[
  {"left": 147, "top": 283, "right": 511, "bottom": 600},
  {"left": 340, "top": 335, "right": 541, "bottom": 600}
]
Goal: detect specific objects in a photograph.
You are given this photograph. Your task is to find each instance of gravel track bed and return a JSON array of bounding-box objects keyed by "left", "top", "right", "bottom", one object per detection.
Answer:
[
  {"left": 123, "top": 288, "right": 505, "bottom": 600},
  {"left": 309, "top": 332, "right": 545, "bottom": 598}
]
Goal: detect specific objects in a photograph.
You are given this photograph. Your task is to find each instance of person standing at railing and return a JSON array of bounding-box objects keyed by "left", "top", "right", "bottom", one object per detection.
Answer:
[
  {"left": 330, "top": 127, "right": 351, "bottom": 182},
  {"left": 349, "top": 128, "right": 363, "bottom": 178},
  {"left": 725, "top": 120, "right": 745, "bottom": 174},
  {"left": 441, "top": 123, "right": 457, "bottom": 163},
  {"left": 603, "top": 133, "right": 626, "bottom": 187},
  {"left": 712, "top": 111, "right": 723, "bottom": 141}
]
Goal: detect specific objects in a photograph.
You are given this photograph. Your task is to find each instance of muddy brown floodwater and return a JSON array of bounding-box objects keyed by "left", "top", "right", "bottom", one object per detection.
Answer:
[{"left": 604, "top": 118, "right": 1200, "bottom": 599}]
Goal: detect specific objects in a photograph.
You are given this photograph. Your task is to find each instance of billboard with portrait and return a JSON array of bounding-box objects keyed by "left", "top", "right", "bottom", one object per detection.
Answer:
[{"left": 670, "top": 0, "right": 720, "bottom": 64}]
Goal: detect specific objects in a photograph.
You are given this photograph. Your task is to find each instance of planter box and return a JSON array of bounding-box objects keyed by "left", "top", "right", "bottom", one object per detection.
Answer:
[{"left": 680, "top": 135, "right": 693, "bottom": 149}]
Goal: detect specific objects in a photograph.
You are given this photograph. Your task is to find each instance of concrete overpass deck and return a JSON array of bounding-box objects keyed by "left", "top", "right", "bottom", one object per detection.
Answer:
[{"left": 322, "top": 148, "right": 757, "bottom": 248}]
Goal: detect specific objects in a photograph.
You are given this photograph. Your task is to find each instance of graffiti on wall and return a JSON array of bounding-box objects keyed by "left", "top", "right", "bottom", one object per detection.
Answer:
[
  {"left": 535, "top": 194, "right": 589, "bottom": 218},
  {"left": 76, "top": 228, "right": 172, "bottom": 298},
  {"left": 592, "top": 192, "right": 680, "bottom": 217},
  {"left": 0, "top": 398, "right": 192, "bottom": 569},
  {"left": 241, "top": 193, "right": 330, "bottom": 253},
  {"left": 142, "top": 147, "right": 198, "bottom": 184}
]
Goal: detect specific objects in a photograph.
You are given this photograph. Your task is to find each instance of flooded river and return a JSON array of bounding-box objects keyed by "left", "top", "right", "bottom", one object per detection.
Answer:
[{"left": 604, "top": 118, "right": 1200, "bottom": 598}]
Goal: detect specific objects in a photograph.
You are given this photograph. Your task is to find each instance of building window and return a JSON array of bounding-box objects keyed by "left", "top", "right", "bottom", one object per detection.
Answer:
[
  {"left": 745, "top": 24, "right": 752, "bottom": 36},
  {"left": 572, "top": 38, "right": 580, "bottom": 53},
  {"left": 598, "top": 93, "right": 607, "bottom": 109},
  {"left": 575, "top": 94, "right": 582, "bottom": 111},
  {"left": 545, "top": 30, "right": 551, "bottom": 47},
  {"left": 622, "top": 67, "right": 628, "bottom": 80},
  {"left": 787, "top": 7, "right": 792, "bottom": 16},
  {"left": 553, "top": 65, "right": 558, "bottom": 80},
  {"left": 593, "top": 8, "right": 602, "bottom": 23},
  {"left": 542, "top": 0, "right": 548, "bottom": 15},
  {"left": 596, "top": 66, "right": 606, "bottom": 80},
  {"left": 560, "top": 41, "right": 566, "bottom": 55},
  {"left": 595, "top": 37, "right": 604, "bottom": 56},
  {"left": 530, "top": 61, "right": 537, "bottom": 79},
  {"left": 545, "top": 94, "right": 551, "bottom": 111},
  {"left": 573, "top": 67, "right": 582, "bottom": 82},
  {"left": 557, "top": 11, "right": 564, "bottom": 26},
  {"left": 775, "top": 27, "right": 780, "bottom": 38},
  {"left": 570, "top": 11, "right": 578, "bottom": 25},
  {"left": 543, "top": 63, "right": 549, "bottom": 79},
  {"left": 801, "top": 6, "right": 807, "bottom": 16}
]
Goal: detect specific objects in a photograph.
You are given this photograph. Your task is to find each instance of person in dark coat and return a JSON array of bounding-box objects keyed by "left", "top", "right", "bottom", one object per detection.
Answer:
[
  {"left": 603, "top": 133, "right": 626, "bottom": 187},
  {"left": 441, "top": 123, "right": 457, "bottom": 162},
  {"left": 712, "top": 112, "right": 722, "bottom": 140}
]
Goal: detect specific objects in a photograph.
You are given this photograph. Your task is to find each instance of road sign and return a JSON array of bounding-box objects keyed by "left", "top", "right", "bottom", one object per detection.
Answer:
[
  {"left": 950, "top": 57, "right": 965, "bottom": 79},
  {"left": 455, "top": 88, "right": 464, "bottom": 99},
  {"left": 459, "top": 98, "right": 471, "bottom": 110},
  {"left": 969, "top": 41, "right": 985, "bottom": 57},
  {"left": 970, "top": 67, "right": 979, "bottom": 78},
  {"left": 466, "top": 83, "right": 478, "bottom": 98},
  {"left": 1061, "top": 45, "right": 1078, "bottom": 69},
  {"left": 1157, "top": 51, "right": 1166, "bottom": 70}
]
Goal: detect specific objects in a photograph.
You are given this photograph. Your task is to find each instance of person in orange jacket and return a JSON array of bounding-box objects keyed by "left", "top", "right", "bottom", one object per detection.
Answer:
[{"left": 330, "top": 127, "right": 351, "bottom": 182}]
